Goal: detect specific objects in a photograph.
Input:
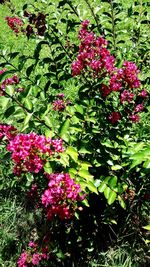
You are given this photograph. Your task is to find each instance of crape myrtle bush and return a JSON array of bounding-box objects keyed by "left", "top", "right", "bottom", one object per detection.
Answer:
[{"left": 0, "top": 0, "right": 150, "bottom": 266}]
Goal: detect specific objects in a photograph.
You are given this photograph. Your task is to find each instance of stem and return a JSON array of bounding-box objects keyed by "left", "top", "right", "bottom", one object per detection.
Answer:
[
  {"left": 110, "top": 0, "right": 117, "bottom": 54},
  {"left": 83, "top": 0, "right": 102, "bottom": 35}
]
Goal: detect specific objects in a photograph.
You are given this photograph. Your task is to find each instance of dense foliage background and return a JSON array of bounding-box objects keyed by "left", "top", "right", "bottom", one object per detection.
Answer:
[{"left": 0, "top": 0, "right": 150, "bottom": 266}]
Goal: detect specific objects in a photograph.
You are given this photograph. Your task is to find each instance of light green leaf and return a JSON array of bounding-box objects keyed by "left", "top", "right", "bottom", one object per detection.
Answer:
[
  {"left": 98, "top": 182, "right": 107, "bottom": 193},
  {"left": 118, "top": 195, "right": 126, "bottom": 209},
  {"left": 143, "top": 161, "right": 150, "bottom": 169},
  {"left": 104, "top": 186, "right": 111, "bottom": 199},
  {"left": 24, "top": 98, "right": 33, "bottom": 112},
  {"left": 108, "top": 191, "right": 117, "bottom": 205},
  {"left": 59, "top": 119, "right": 70, "bottom": 142},
  {"left": 87, "top": 181, "right": 98, "bottom": 194},
  {"left": 44, "top": 162, "right": 53, "bottom": 174},
  {"left": 142, "top": 225, "right": 150, "bottom": 231},
  {"left": 66, "top": 146, "right": 78, "bottom": 162},
  {"left": 78, "top": 169, "right": 93, "bottom": 181},
  {"left": 111, "top": 165, "right": 122, "bottom": 170}
]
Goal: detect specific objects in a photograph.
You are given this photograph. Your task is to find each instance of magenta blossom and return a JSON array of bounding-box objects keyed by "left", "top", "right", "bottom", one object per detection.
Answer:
[
  {"left": 129, "top": 114, "right": 140, "bottom": 123},
  {"left": 108, "top": 112, "right": 121, "bottom": 124},
  {"left": 42, "top": 173, "right": 86, "bottom": 220}
]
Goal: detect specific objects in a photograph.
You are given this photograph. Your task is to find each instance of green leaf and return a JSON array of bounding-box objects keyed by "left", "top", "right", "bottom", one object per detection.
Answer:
[
  {"left": 4, "top": 106, "right": 15, "bottom": 118},
  {"left": 24, "top": 98, "right": 33, "bottom": 112},
  {"left": 118, "top": 195, "right": 126, "bottom": 209},
  {"left": 111, "top": 165, "right": 122, "bottom": 170},
  {"left": 98, "top": 182, "right": 107, "bottom": 193},
  {"left": 66, "top": 146, "right": 78, "bottom": 162},
  {"left": 108, "top": 176, "right": 118, "bottom": 187},
  {"left": 143, "top": 161, "right": 150, "bottom": 169},
  {"left": 75, "top": 104, "right": 84, "bottom": 114},
  {"left": 43, "top": 116, "right": 53, "bottom": 128},
  {"left": 108, "top": 191, "right": 117, "bottom": 205},
  {"left": 104, "top": 186, "right": 111, "bottom": 199},
  {"left": 26, "top": 64, "right": 35, "bottom": 77},
  {"left": 59, "top": 119, "right": 70, "bottom": 142},
  {"left": 44, "top": 162, "right": 53, "bottom": 174},
  {"left": 78, "top": 169, "right": 93, "bottom": 181},
  {"left": 142, "top": 225, "right": 150, "bottom": 231},
  {"left": 22, "top": 113, "right": 33, "bottom": 131},
  {"left": 87, "top": 181, "right": 98, "bottom": 194}
]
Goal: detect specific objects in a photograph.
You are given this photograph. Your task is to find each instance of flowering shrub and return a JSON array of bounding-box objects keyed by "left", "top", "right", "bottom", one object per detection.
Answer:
[{"left": 0, "top": 1, "right": 149, "bottom": 266}]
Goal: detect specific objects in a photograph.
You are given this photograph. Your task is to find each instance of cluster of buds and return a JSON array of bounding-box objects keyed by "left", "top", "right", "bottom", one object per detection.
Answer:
[
  {"left": 24, "top": 11, "right": 46, "bottom": 37},
  {"left": 42, "top": 173, "right": 86, "bottom": 220},
  {"left": 5, "top": 16, "right": 23, "bottom": 34},
  {"left": 52, "top": 93, "right": 70, "bottom": 112},
  {"left": 0, "top": 124, "right": 17, "bottom": 140},
  {"left": 0, "top": 68, "right": 19, "bottom": 95}
]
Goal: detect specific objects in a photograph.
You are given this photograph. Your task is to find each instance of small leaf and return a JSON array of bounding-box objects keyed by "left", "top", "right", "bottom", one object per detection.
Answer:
[
  {"left": 4, "top": 106, "right": 15, "bottom": 118},
  {"left": 66, "top": 146, "right": 78, "bottom": 162},
  {"left": 118, "top": 195, "right": 126, "bottom": 209},
  {"left": 78, "top": 169, "right": 93, "bottom": 181},
  {"left": 108, "top": 190, "right": 117, "bottom": 205},
  {"left": 59, "top": 119, "right": 70, "bottom": 142},
  {"left": 142, "top": 225, "right": 150, "bottom": 231},
  {"left": 87, "top": 181, "right": 98, "bottom": 194},
  {"left": 26, "top": 64, "right": 35, "bottom": 76},
  {"left": 24, "top": 98, "right": 33, "bottom": 112},
  {"left": 44, "top": 162, "right": 53, "bottom": 174},
  {"left": 98, "top": 182, "right": 107, "bottom": 193},
  {"left": 108, "top": 176, "right": 117, "bottom": 187},
  {"left": 111, "top": 165, "right": 122, "bottom": 170},
  {"left": 104, "top": 187, "right": 111, "bottom": 199}
]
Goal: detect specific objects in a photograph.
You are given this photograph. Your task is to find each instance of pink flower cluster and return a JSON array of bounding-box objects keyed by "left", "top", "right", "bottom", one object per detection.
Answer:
[
  {"left": 108, "top": 112, "right": 121, "bottom": 124},
  {"left": 7, "top": 133, "right": 64, "bottom": 176},
  {"left": 5, "top": 16, "right": 23, "bottom": 34},
  {"left": 18, "top": 241, "right": 49, "bottom": 267},
  {"left": 72, "top": 21, "right": 148, "bottom": 124},
  {"left": 72, "top": 20, "right": 114, "bottom": 76},
  {"left": 0, "top": 124, "right": 17, "bottom": 140},
  {"left": 42, "top": 173, "right": 85, "bottom": 220},
  {"left": 0, "top": 69, "right": 19, "bottom": 95},
  {"left": 52, "top": 93, "right": 67, "bottom": 112}
]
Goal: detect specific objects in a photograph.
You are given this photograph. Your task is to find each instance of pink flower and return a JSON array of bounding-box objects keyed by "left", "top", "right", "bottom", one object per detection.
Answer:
[
  {"left": 108, "top": 112, "right": 121, "bottom": 124},
  {"left": 17, "top": 252, "right": 28, "bottom": 267},
  {"left": 140, "top": 89, "right": 148, "bottom": 98},
  {"left": 28, "top": 241, "right": 38, "bottom": 248},
  {"left": 129, "top": 114, "right": 140, "bottom": 122},
  {"left": 42, "top": 173, "right": 85, "bottom": 220},
  {"left": 0, "top": 124, "right": 17, "bottom": 140},
  {"left": 5, "top": 16, "right": 23, "bottom": 34},
  {"left": 134, "top": 103, "right": 143, "bottom": 113},
  {"left": 32, "top": 253, "right": 41, "bottom": 266},
  {"left": 52, "top": 99, "right": 66, "bottom": 111},
  {"left": 123, "top": 61, "right": 141, "bottom": 89},
  {"left": 7, "top": 133, "right": 64, "bottom": 175},
  {"left": 120, "top": 90, "right": 134, "bottom": 103}
]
